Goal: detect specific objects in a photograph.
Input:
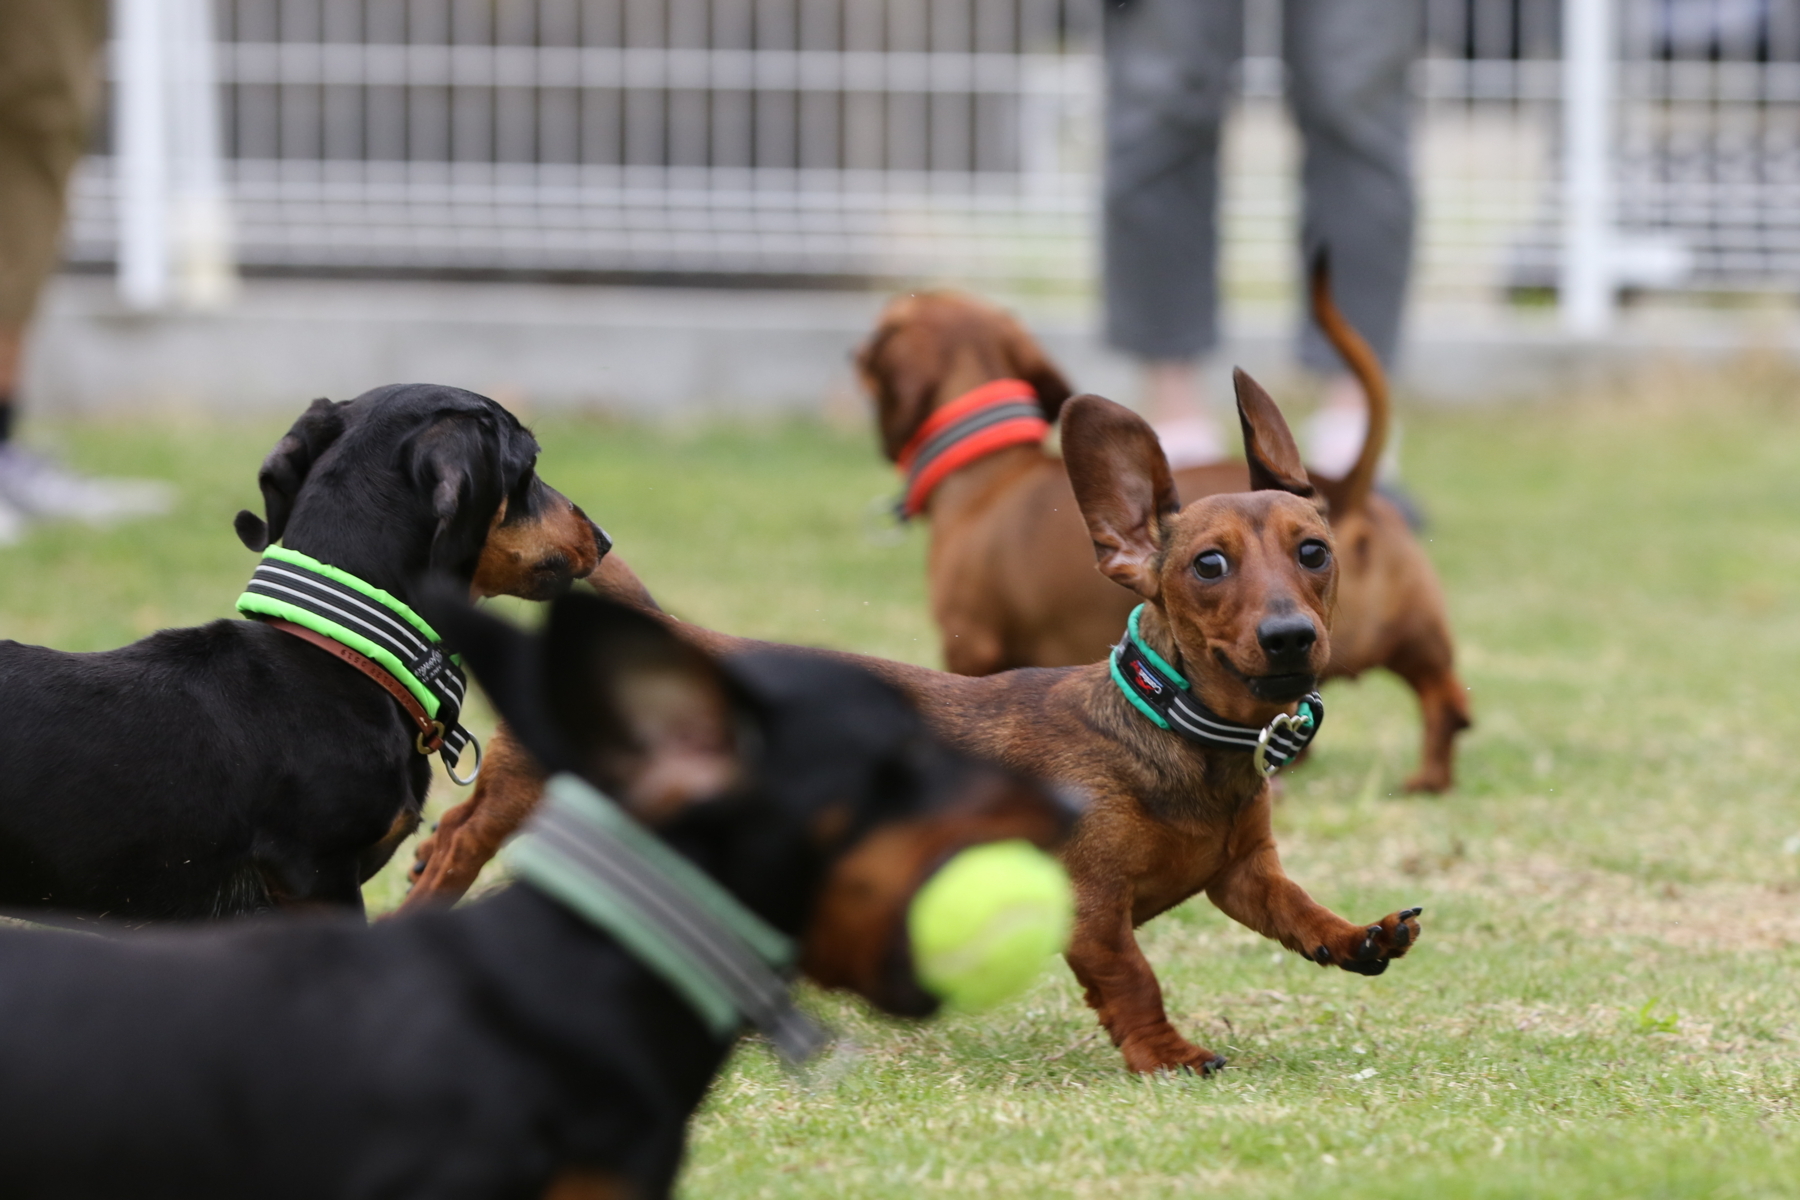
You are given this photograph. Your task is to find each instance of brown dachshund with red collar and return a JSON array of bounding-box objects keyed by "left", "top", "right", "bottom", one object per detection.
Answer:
[
  {"left": 406, "top": 381, "right": 1423, "bottom": 1075},
  {"left": 858, "top": 264, "right": 1470, "bottom": 793}
]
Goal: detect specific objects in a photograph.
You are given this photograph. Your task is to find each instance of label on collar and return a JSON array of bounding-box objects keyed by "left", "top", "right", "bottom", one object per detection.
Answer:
[{"left": 409, "top": 647, "right": 450, "bottom": 688}]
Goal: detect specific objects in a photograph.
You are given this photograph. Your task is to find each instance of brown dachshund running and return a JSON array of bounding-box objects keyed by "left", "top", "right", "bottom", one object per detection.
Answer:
[
  {"left": 856, "top": 262, "right": 1470, "bottom": 792},
  {"left": 406, "top": 381, "right": 1422, "bottom": 1076}
]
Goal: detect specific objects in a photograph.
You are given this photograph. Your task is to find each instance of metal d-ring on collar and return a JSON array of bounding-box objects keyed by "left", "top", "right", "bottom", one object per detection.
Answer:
[
  {"left": 1109, "top": 605, "right": 1324, "bottom": 776},
  {"left": 1254, "top": 710, "right": 1315, "bottom": 778},
  {"left": 442, "top": 730, "right": 482, "bottom": 786}
]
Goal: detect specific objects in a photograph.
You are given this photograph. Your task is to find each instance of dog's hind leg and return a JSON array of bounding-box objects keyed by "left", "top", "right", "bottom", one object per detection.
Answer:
[
  {"left": 1396, "top": 666, "right": 1471, "bottom": 794},
  {"left": 1389, "top": 635, "right": 1472, "bottom": 793}
]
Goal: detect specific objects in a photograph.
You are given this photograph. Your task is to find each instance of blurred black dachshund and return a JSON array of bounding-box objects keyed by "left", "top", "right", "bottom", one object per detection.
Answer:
[
  {"left": 0, "top": 384, "right": 605, "bottom": 919},
  {"left": 0, "top": 590, "right": 1071, "bottom": 1199}
]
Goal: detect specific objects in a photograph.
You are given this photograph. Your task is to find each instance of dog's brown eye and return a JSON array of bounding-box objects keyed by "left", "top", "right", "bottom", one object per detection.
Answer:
[
  {"left": 1193, "top": 550, "right": 1229, "bottom": 580},
  {"left": 1298, "top": 540, "right": 1331, "bottom": 570}
]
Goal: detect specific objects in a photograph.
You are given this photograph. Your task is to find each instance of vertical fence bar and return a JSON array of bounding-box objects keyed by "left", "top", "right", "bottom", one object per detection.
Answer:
[
  {"left": 169, "top": 0, "right": 236, "bottom": 307},
  {"left": 117, "top": 0, "right": 172, "bottom": 309},
  {"left": 1561, "top": 0, "right": 1614, "bottom": 335}
]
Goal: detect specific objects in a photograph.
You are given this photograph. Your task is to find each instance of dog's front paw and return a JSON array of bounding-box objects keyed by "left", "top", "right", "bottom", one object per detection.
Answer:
[
  {"left": 1308, "top": 907, "right": 1422, "bottom": 976},
  {"left": 1118, "top": 1025, "right": 1229, "bottom": 1076},
  {"left": 406, "top": 823, "right": 440, "bottom": 887}
]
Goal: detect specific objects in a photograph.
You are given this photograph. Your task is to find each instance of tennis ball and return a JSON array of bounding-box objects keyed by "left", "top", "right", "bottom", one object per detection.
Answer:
[{"left": 907, "top": 839, "right": 1074, "bottom": 1013}]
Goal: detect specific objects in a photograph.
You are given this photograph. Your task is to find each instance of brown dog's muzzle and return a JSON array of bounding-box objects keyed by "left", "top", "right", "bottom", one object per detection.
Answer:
[
  {"left": 472, "top": 485, "right": 606, "bottom": 601},
  {"left": 798, "top": 772, "right": 1072, "bottom": 1016}
]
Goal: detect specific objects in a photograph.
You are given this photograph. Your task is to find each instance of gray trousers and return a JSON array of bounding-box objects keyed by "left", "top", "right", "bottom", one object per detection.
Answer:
[{"left": 1103, "top": 0, "right": 1421, "bottom": 369}]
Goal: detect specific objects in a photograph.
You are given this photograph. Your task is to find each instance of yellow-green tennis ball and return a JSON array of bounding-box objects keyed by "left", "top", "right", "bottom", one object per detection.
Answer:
[{"left": 908, "top": 839, "right": 1074, "bottom": 1013}]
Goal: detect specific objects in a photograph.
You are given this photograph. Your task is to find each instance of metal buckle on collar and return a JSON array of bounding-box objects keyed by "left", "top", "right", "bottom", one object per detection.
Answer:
[
  {"left": 415, "top": 720, "right": 446, "bottom": 756},
  {"left": 1253, "top": 710, "right": 1313, "bottom": 778}
]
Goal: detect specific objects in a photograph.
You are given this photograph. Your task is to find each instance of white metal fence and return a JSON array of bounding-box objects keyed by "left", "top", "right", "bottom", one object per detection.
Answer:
[{"left": 67, "top": 0, "right": 1800, "bottom": 312}]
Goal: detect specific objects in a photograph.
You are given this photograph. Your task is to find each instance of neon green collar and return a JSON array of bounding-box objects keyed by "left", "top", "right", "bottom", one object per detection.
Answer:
[{"left": 235, "top": 546, "right": 475, "bottom": 770}]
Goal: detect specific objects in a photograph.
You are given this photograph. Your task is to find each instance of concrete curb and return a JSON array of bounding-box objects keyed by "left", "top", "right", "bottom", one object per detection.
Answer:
[{"left": 23, "top": 276, "right": 1800, "bottom": 418}]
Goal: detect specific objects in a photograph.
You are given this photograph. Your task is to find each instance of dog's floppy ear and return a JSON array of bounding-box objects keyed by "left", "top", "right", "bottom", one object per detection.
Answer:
[
  {"left": 999, "top": 314, "right": 1074, "bottom": 422},
  {"left": 857, "top": 310, "right": 940, "bottom": 463},
  {"left": 1061, "top": 393, "right": 1182, "bottom": 600},
  {"left": 1233, "top": 369, "right": 1317, "bottom": 500},
  {"left": 235, "top": 398, "right": 348, "bottom": 551},
  {"left": 412, "top": 415, "right": 517, "bottom": 578}
]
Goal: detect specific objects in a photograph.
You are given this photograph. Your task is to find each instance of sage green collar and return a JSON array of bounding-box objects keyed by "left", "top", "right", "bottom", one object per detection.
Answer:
[{"left": 504, "top": 774, "right": 829, "bottom": 1065}]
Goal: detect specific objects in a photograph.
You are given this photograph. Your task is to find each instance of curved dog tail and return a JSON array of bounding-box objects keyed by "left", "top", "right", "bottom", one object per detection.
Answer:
[{"left": 1308, "top": 251, "right": 1388, "bottom": 515}]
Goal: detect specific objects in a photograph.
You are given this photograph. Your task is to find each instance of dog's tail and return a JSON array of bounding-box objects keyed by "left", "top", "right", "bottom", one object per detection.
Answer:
[{"left": 1308, "top": 251, "right": 1388, "bottom": 514}]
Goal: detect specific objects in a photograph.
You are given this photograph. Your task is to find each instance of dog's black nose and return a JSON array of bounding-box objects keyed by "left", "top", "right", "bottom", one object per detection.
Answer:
[{"left": 1256, "top": 614, "right": 1317, "bottom": 668}]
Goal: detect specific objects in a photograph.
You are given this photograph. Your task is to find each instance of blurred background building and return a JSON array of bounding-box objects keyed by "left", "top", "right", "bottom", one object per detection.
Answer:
[{"left": 27, "top": 0, "right": 1800, "bottom": 414}]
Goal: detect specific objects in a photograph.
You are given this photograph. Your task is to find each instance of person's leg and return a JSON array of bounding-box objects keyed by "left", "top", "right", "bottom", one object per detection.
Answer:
[
  {"left": 0, "top": 0, "right": 107, "bottom": 411},
  {"left": 1284, "top": 0, "right": 1420, "bottom": 477},
  {"left": 1103, "top": 0, "right": 1243, "bottom": 466},
  {"left": 0, "top": 0, "right": 171, "bottom": 533}
]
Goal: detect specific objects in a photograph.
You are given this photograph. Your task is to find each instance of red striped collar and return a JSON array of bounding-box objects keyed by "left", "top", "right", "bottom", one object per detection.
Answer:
[{"left": 895, "top": 379, "right": 1050, "bottom": 519}]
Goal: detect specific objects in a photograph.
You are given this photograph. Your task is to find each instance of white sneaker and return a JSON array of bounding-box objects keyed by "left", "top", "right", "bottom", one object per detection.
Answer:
[
  {"left": 1154, "top": 417, "right": 1226, "bottom": 470},
  {"left": 0, "top": 446, "right": 175, "bottom": 525},
  {"left": 1303, "top": 405, "right": 1367, "bottom": 478},
  {"left": 0, "top": 494, "right": 25, "bottom": 547}
]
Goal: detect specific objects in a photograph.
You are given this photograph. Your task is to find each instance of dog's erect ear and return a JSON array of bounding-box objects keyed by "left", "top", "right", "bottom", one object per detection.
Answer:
[
  {"left": 412, "top": 415, "right": 516, "bottom": 578},
  {"left": 540, "top": 592, "right": 744, "bottom": 819},
  {"left": 420, "top": 584, "right": 745, "bottom": 818},
  {"left": 998, "top": 313, "right": 1074, "bottom": 422},
  {"left": 1233, "top": 369, "right": 1316, "bottom": 500},
  {"left": 235, "top": 398, "right": 348, "bottom": 551},
  {"left": 1061, "top": 394, "right": 1182, "bottom": 600},
  {"left": 857, "top": 308, "right": 940, "bottom": 463}
]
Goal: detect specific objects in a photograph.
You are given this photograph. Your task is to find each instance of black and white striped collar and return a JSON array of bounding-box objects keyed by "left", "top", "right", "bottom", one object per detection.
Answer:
[
  {"left": 235, "top": 547, "right": 476, "bottom": 777},
  {"left": 1109, "top": 605, "right": 1323, "bottom": 776}
]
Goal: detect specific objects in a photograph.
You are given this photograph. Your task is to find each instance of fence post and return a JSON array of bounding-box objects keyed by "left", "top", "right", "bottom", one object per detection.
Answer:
[
  {"left": 116, "top": 0, "right": 170, "bottom": 310},
  {"left": 1561, "top": 0, "right": 1614, "bottom": 336},
  {"left": 168, "top": 0, "right": 234, "bottom": 308},
  {"left": 113, "top": 0, "right": 234, "bottom": 311}
]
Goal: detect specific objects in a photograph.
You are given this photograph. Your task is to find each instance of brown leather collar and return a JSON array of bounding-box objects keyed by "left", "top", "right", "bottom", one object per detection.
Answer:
[{"left": 260, "top": 617, "right": 446, "bottom": 755}]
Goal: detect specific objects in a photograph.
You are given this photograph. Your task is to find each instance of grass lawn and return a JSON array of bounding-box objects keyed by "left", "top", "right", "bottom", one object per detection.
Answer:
[{"left": 2, "top": 368, "right": 1798, "bottom": 1197}]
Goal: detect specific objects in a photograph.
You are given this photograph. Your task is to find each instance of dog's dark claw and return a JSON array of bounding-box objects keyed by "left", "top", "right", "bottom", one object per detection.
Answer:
[
  {"left": 1401, "top": 907, "right": 1422, "bottom": 919},
  {"left": 1342, "top": 957, "right": 1390, "bottom": 977},
  {"left": 1313, "top": 946, "right": 1332, "bottom": 964},
  {"left": 1204, "top": 1055, "right": 1228, "bottom": 1075}
]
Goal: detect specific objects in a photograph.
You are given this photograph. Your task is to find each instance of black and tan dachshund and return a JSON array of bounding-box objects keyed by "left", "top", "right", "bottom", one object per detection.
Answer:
[
  {"left": 0, "top": 590, "right": 1070, "bottom": 1200},
  {"left": 0, "top": 383, "right": 604, "bottom": 920}
]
